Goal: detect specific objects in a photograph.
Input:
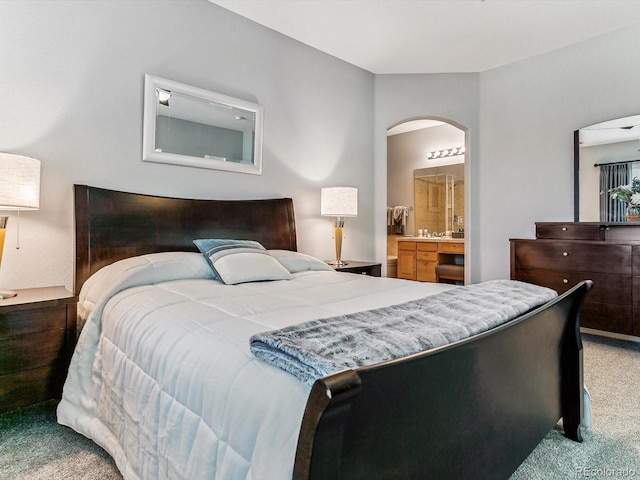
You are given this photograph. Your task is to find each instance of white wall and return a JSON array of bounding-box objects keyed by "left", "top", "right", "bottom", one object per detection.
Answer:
[{"left": 0, "top": 0, "right": 374, "bottom": 291}]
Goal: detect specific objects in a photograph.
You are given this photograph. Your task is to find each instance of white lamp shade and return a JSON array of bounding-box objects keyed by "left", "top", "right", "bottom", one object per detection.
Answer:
[
  {"left": 321, "top": 187, "right": 358, "bottom": 217},
  {"left": 0, "top": 153, "right": 41, "bottom": 210}
]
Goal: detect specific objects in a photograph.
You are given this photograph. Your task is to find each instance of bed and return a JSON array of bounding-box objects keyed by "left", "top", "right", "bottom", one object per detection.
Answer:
[{"left": 58, "top": 185, "right": 591, "bottom": 480}]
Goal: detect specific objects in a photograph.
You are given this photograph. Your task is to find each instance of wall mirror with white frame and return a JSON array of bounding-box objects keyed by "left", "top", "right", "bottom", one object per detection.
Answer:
[
  {"left": 575, "top": 114, "right": 640, "bottom": 222},
  {"left": 142, "top": 74, "right": 264, "bottom": 175}
]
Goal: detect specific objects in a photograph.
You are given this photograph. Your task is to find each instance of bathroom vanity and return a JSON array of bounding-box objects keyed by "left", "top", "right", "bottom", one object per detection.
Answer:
[{"left": 397, "top": 238, "right": 464, "bottom": 283}]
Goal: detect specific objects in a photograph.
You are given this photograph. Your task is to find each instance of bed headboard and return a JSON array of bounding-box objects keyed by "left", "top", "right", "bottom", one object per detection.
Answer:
[{"left": 74, "top": 185, "right": 297, "bottom": 294}]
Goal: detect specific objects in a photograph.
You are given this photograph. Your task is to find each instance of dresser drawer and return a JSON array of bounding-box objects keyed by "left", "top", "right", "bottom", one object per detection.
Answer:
[
  {"left": 512, "top": 242, "right": 631, "bottom": 275},
  {"left": 514, "top": 268, "right": 631, "bottom": 305},
  {"left": 581, "top": 301, "right": 633, "bottom": 335},
  {"left": 0, "top": 305, "right": 67, "bottom": 338},
  {"left": 536, "top": 223, "right": 603, "bottom": 240},
  {"left": 605, "top": 226, "right": 640, "bottom": 241},
  {"left": 0, "top": 328, "right": 66, "bottom": 376}
]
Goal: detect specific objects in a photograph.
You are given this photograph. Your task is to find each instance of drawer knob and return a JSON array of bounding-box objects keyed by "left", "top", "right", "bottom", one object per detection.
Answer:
[
  {"left": 563, "top": 279, "right": 569, "bottom": 284},
  {"left": 561, "top": 227, "right": 567, "bottom": 231},
  {"left": 562, "top": 252, "right": 569, "bottom": 256}
]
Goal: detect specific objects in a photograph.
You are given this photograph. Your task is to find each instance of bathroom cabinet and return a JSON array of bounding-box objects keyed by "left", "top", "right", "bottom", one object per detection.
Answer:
[
  {"left": 397, "top": 239, "right": 464, "bottom": 283},
  {"left": 397, "top": 241, "right": 417, "bottom": 280}
]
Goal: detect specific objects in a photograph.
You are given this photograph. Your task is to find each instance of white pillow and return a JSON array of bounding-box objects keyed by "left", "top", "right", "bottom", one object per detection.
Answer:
[
  {"left": 193, "top": 239, "right": 292, "bottom": 285},
  {"left": 268, "top": 249, "right": 335, "bottom": 273}
]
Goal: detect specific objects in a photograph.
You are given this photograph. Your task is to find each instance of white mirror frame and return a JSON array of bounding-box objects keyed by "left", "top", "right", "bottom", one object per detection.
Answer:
[{"left": 142, "top": 74, "right": 264, "bottom": 175}]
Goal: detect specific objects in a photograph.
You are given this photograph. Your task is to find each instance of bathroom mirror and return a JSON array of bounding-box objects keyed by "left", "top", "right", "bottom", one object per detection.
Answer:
[
  {"left": 414, "top": 163, "right": 464, "bottom": 235},
  {"left": 575, "top": 114, "right": 640, "bottom": 221},
  {"left": 142, "top": 75, "right": 264, "bottom": 174}
]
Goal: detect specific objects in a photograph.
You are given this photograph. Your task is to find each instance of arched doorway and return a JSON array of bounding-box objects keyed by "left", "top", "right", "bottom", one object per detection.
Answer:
[{"left": 386, "top": 117, "right": 469, "bottom": 283}]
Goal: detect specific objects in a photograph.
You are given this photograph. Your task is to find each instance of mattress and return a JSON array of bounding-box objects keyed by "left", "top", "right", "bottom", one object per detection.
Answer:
[{"left": 57, "top": 252, "right": 456, "bottom": 480}]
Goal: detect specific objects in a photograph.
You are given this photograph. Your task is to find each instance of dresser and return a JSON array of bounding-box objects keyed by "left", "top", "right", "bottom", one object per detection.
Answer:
[
  {"left": 0, "top": 286, "right": 77, "bottom": 413},
  {"left": 397, "top": 239, "right": 464, "bottom": 283},
  {"left": 510, "top": 222, "right": 640, "bottom": 337}
]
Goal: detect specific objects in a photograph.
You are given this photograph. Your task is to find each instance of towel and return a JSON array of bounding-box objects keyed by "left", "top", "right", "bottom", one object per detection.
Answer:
[{"left": 393, "top": 206, "right": 408, "bottom": 226}]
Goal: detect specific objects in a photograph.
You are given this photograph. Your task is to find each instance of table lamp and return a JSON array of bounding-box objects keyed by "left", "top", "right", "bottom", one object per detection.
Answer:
[
  {"left": 0, "top": 152, "right": 41, "bottom": 298},
  {"left": 321, "top": 186, "right": 358, "bottom": 266}
]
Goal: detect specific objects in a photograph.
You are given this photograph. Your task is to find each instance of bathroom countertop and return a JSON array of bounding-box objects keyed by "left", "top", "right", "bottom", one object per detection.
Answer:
[{"left": 399, "top": 236, "right": 464, "bottom": 243}]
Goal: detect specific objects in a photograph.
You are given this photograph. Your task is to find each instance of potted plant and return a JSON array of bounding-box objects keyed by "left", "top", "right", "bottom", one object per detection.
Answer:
[{"left": 609, "top": 177, "right": 640, "bottom": 221}]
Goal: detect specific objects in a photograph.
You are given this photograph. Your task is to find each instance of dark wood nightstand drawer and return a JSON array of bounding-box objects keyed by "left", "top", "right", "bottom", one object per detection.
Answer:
[
  {"left": 0, "top": 328, "right": 66, "bottom": 376},
  {"left": 0, "top": 305, "right": 67, "bottom": 338},
  {"left": 0, "top": 365, "right": 66, "bottom": 412}
]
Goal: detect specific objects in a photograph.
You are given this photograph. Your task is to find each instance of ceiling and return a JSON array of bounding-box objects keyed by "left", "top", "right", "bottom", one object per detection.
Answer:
[{"left": 210, "top": 0, "right": 640, "bottom": 74}]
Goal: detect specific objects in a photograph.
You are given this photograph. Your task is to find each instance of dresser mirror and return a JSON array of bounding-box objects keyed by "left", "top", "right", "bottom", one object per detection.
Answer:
[
  {"left": 574, "top": 114, "right": 640, "bottom": 221},
  {"left": 142, "top": 75, "right": 264, "bottom": 175}
]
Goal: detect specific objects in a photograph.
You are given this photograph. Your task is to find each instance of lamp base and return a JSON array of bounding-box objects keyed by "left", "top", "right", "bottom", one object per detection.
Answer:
[
  {"left": 328, "top": 260, "right": 349, "bottom": 267},
  {"left": 0, "top": 289, "right": 17, "bottom": 300}
]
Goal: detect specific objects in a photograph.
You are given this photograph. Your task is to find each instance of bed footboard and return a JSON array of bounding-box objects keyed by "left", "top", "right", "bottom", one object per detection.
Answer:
[{"left": 293, "top": 280, "right": 592, "bottom": 480}]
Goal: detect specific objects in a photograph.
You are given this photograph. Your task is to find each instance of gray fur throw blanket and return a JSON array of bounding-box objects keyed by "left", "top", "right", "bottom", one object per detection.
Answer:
[{"left": 249, "top": 280, "right": 557, "bottom": 385}]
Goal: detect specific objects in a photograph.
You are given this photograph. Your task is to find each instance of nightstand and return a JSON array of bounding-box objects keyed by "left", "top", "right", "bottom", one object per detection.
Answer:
[
  {"left": 330, "top": 261, "right": 382, "bottom": 277},
  {"left": 0, "top": 286, "right": 77, "bottom": 413}
]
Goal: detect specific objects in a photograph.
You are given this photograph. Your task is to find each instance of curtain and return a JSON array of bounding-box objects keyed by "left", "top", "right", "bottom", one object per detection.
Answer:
[{"left": 600, "top": 163, "right": 631, "bottom": 222}]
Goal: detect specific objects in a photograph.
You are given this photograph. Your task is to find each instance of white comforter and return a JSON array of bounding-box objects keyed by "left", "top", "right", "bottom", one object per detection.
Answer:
[{"left": 57, "top": 252, "right": 456, "bottom": 480}]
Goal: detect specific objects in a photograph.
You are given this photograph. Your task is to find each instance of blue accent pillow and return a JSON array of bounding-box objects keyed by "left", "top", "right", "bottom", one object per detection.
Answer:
[{"left": 193, "top": 239, "right": 292, "bottom": 285}]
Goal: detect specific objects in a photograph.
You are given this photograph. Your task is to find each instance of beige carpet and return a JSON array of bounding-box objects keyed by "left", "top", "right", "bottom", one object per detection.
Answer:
[{"left": 511, "top": 334, "right": 640, "bottom": 479}]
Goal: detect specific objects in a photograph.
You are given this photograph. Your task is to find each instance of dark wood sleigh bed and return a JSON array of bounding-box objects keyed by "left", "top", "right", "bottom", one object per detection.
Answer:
[{"left": 73, "top": 185, "right": 591, "bottom": 480}]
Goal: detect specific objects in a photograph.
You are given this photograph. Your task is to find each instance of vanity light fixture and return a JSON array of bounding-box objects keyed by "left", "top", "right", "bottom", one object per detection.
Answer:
[
  {"left": 321, "top": 186, "right": 358, "bottom": 266},
  {"left": 427, "top": 146, "right": 465, "bottom": 159},
  {"left": 0, "top": 152, "right": 41, "bottom": 299}
]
